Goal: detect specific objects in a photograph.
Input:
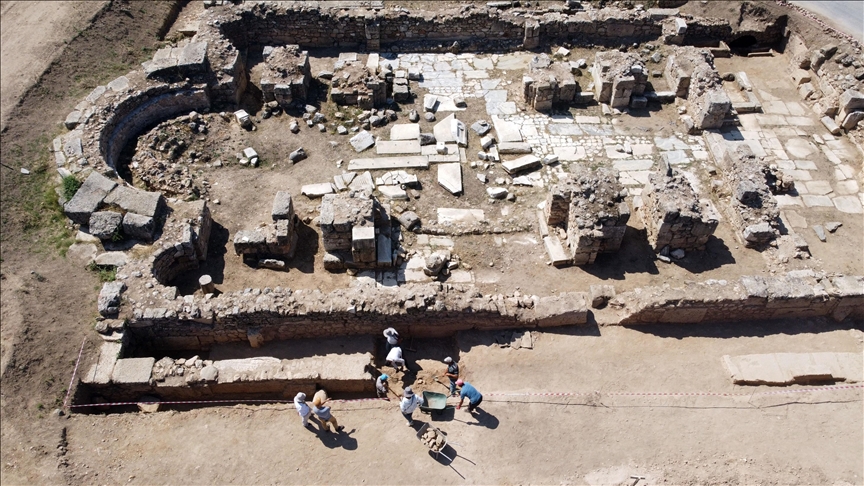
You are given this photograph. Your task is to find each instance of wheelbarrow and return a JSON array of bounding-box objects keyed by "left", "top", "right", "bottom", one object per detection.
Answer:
[
  {"left": 416, "top": 422, "right": 453, "bottom": 463},
  {"left": 419, "top": 390, "right": 449, "bottom": 416}
]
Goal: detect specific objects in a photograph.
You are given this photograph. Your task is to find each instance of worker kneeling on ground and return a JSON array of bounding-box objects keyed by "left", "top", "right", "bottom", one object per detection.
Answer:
[
  {"left": 455, "top": 379, "right": 483, "bottom": 413},
  {"left": 376, "top": 373, "right": 390, "bottom": 398}
]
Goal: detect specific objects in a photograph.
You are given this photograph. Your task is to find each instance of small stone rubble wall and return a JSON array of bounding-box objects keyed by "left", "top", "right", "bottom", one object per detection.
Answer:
[
  {"left": 705, "top": 136, "right": 781, "bottom": 248},
  {"left": 613, "top": 273, "right": 864, "bottom": 325},
  {"left": 523, "top": 54, "right": 578, "bottom": 111},
  {"left": 126, "top": 283, "right": 590, "bottom": 350},
  {"left": 640, "top": 172, "right": 719, "bottom": 252},
  {"left": 100, "top": 84, "right": 210, "bottom": 172},
  {"left": 329, "top": 61, "right": 386, "bottom": 109},
  {"left": 591, "top": 52, "right": 647, "bottom": 108},
  {"left": 151, "top": 200, "right": 212, "bottom": 285},
  {"left": 259, "top": 45, "right": 311, "bottom": 107}
]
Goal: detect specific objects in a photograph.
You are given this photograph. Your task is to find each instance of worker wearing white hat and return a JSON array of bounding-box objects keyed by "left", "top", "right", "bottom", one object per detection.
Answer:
[
  {"left": 400, "top": 386, "right": 422, "bottom": 426},
  {"left": 444, "top": 357, "right": 459, "bottom": 397},
  {"left": 294, "top": 392, "right": 318, "bottom": 428}
]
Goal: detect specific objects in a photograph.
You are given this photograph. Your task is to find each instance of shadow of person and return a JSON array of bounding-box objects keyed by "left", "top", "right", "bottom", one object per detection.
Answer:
[
  {"left": 466, "top": 407, "right": 499, "bottom": 429},
  {"left": 316, "top": 427, "right": 358, "bottom": 451}
]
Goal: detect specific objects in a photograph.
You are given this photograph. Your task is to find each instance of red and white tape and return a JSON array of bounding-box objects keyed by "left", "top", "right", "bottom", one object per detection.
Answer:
[
  {"left": 68, "top": 396, "right": 391, "bottom": 409},
  {"left": 488, "top": 384, "right": 864, "bottom": 398},
  {"left": 67, "top": 384, "right": 862, "bottom": 409}
]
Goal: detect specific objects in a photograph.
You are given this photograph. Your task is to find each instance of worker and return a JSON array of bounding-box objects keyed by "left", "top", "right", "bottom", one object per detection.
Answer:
[
  {"left": 386, "top": 345, "right": 406, "bottom": 372},
  {"left": 443, "top": 357, "right": 459, "bottom": 397},
  {"left": 376, "top": 373, "right": 390, "bottom": 398},
  {"left": 311, "top": 389, "right": 344, "bottom": 433},
  {"left": 455, "top": 379, "right": 483, "bottom": 413},
  {"left": 383, "top": 327, "right": 400, "bottom": 353},
  {"left": 294, "top": 392, "right": 318, "bottom": 428},
  {"left": 400, "top": 386, "right": 422, "bottom": 426}
]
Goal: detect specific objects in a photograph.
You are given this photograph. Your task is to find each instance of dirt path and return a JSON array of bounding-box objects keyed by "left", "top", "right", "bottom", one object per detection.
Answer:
[
  {"left": 0, "top": 1, "right": 107, "bottom": 130},
  {"left": 56, "top": 321, "right": 863, "bottom": 485}
]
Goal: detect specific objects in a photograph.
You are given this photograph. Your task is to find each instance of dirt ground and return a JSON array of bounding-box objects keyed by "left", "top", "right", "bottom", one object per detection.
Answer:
[
  {"left": 0, "top": 1, "right": 107, "bottom": 130},
  {"left": 1, "top": 1, "right": 862, "bottom": 485}
]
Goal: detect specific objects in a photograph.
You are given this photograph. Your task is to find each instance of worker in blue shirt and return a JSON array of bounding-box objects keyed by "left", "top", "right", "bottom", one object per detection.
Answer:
[{"left": 455, "top": 379, "right": 483, "bottom": 413}]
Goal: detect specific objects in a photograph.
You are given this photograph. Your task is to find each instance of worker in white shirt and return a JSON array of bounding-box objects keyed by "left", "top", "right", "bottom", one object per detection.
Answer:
[
  {"left": 400, "top": 386, "right": 422, "bottom": 426},
  {"left": 383, "top": 327, "right": 400, "bottom": 353},
  {"left": 294, "top": 392, "right": 318, "bottom": 428},
  {"left": 386, "top": 345, "right": 406, "bottom": 372}
]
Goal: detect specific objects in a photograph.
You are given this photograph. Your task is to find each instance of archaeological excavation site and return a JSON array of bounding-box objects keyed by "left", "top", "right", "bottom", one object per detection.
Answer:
[
  {"left": 41, "top": 0, "right": 862, "bottom": 421},
  {"left": 5, "top": 0, "right": 864, "bottom": 482}
]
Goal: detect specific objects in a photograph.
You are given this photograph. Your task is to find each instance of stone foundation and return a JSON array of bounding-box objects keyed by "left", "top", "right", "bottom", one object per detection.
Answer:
[{"left": 640, "top": 171, "right": 719, "bottom": 252}]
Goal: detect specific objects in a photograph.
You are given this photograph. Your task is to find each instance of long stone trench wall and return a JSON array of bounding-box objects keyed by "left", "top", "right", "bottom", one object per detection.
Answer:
[
  {"left": 204, "top": 3, "right": 787, "bottom": 54},
  {"left": 125, "top": 273, "right": 863, "bottom": 352}
]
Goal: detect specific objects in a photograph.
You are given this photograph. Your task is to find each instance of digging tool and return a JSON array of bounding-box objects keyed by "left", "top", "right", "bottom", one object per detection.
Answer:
[
  {"left": 432, "top": 375, "right": 452, "bottom": 392},
  {"left": 630, "top": 475, "right": 645, "bottom": 486}
]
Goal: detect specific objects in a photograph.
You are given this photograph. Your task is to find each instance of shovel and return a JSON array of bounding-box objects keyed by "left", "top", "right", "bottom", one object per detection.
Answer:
[{"left": 432, "top": 375, "right": 452, "bottom": 393}]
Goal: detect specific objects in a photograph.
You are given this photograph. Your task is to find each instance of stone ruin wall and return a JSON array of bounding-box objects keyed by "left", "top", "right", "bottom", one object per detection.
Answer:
[
  {"left": 640, "top": 172, "right": 719, "bottom": 252},
  {"left": 126, "top": 284, "right": 589, "bottom": 351},
  {"left": 55, "top": 1, "right": 794, "bottom": 183},
  {"left": 120, "top": 271, "right": 864, "bottom": 352},
  {"left": 151, "top": 200, "right": 212, "bottom": 285}
]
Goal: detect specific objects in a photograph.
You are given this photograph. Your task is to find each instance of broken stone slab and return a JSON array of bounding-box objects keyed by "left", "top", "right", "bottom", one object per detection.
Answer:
[
  {"left": 111, "top": 357, "right": 155, "bottom": 385},
  {"left": 820, "top": 116, "right": 841, "bottom": 135},
  {"left": 377, "top": 233, "right": 393, "bottom": 267},
  {"left": 812, "top": 225, "right": 826, "bottom": 242},
  {"left": 301, "top": 183, "right": 335, "bottom": 198},
  {"left": 471, "top": 120, "right": 491, "bottom": 136},
  {"left": 349, "top": 130, "right": 376, "bottom": 152},
  {"left": 378, "top": 185, "right": 409, "bottom": 200},
  {"left": 497, "top": 142, "right": 533, "bottom": 154},
  {"left": 258, "top": 259, "right": 286, "bottom": 270},
  {"left": 390, "top": 124, "right": 420, "bottom": 141},
  {"left": 67, "top": 243, "right": 99, "bottom": 266},
  {"left": 289, "top": 147, "right": 307, "bottom": 162},
  {"left": 234, "top": 109, "right": 251, "bottom": 128},
  {"left": 376, "top": 140, "right": 422, "bottom": 155},
  {"left": 841, "top": 111, "right": 864, "bottom": 130},
  {"left": 433, "top": 113, "right": 457, "bottom": 144},
  {"left": 480, "top": 135, "right": 496, "bottom": 150},
  {"left": 502, "top": 155, "right": 541, "bottom": 175},
  {"left": 347, "top": 156, "right": 429, "bottom": 171},
  {"left": 123, "top": 213, "right": 155, "bottom": 241},
  {"left": 64, "top": 111, "right": 82, "bottom": 130},
  {"left": 825, "top": 221, "right": 842, "bottom": 233},
  {"left": 543, "top": 235, "right": 570, "bottom": 267},
  {"left": 437, "top": 208, "right": 485, "bottom": 224},
  {"left": 487, "top": 187, "right": 508, "bottom": 199},
  {"left": 64, "top": 172, "right": 118, "bottom": 225},
  {"left": 271, "top": 191, "right": 294, "bottom": 221},
  {"left": 437, "top": 163, "right": 463, "bottom": 195},
  {"left": 736, "top": 72, "right": 753, "bottom": 92},
  {"left": 103, "top": 185, "right": 164, "bottom": 218},
  {"left": 451, "top": 117, "right": 468, "bottom": 147},
  {"left": 89, "top": 211, "right": 123, "bottom": 240},
  {"left": 98, "top": 281, "right": 126, "bottom": 316},
  {"left": 397, "top": 211, "right": 421, "bottom": 231},
  {"left": 377, "top": 170, "right": 418, "bottom": 187},
  {"left": 424, "top": 94, "right": 438, "bottom": 112},
  {"left": 348, "top": 171, "right": 375, "bottom": 193},
  {"left": 94, "top": 251, "right": 128, "bottom": 267},
  {"left": 723, "top": 352, "right": 863, "bottom": 385},
  {"left": 81, "top": 342, "right": 122, "bottom": 385},
  {"left": 493, "top": 118, "right": 523, "bottom": 142},
  {"left": 419, "top": 133, "right": 436, "bottom": 146}
]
